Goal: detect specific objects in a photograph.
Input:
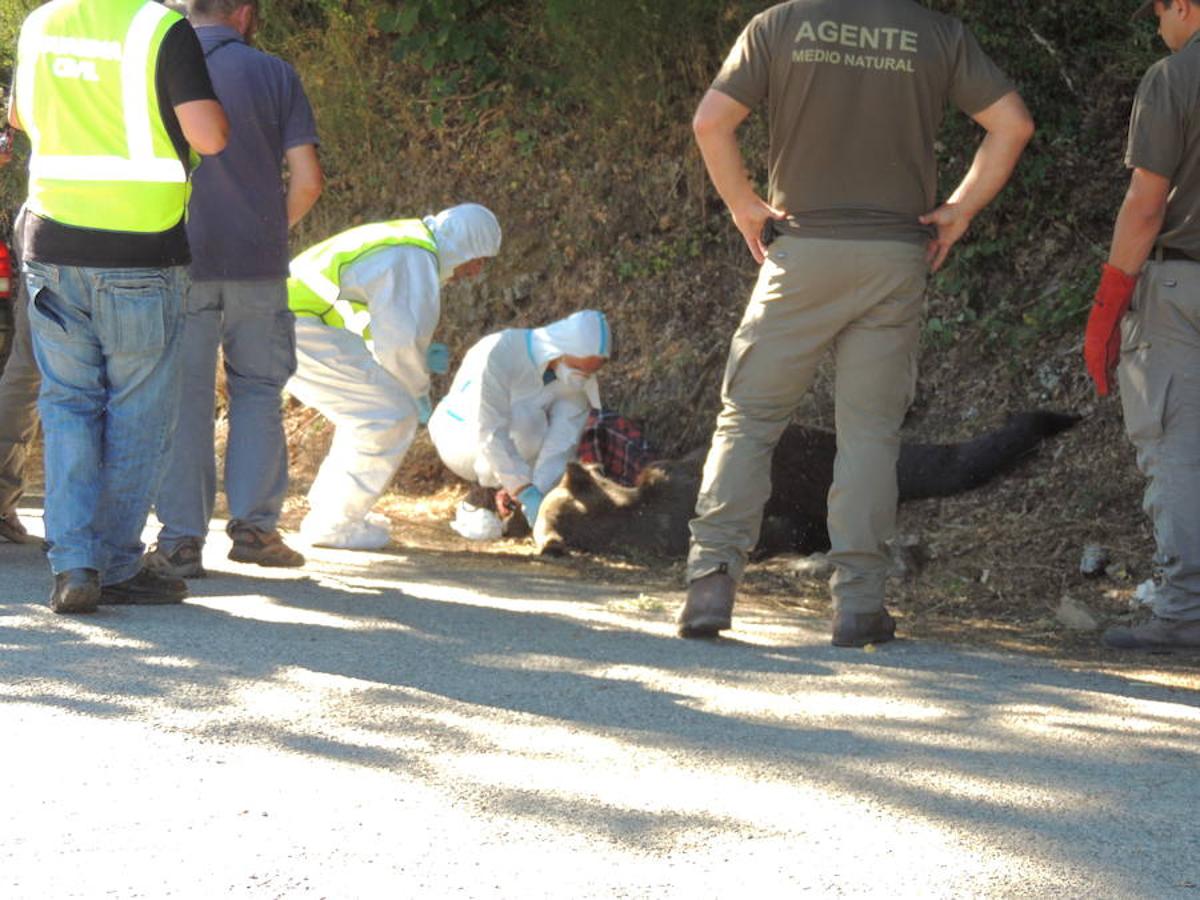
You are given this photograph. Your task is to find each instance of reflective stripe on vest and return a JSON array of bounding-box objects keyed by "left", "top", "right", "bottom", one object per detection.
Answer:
[
  {"left": 18, "top": 0, "right": 188, "bottom": 233},
  {"left": 287, "top": 220, "right": 438, "bottom": 341}
]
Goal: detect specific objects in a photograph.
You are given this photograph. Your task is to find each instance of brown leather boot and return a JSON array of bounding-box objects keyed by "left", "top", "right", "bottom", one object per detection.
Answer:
[
  {"left": 678, "top": 570, "right": 735, "bottom": 638},
  {"left": 0, "top": 512, "right": 42, "bottom": 545},
  {"left": 832, "top": 608, "right": 896, "bottom": 647},
  {"left": 144, "top": 537, "right": 207, "bottom": 578},
  {"left": 227, "top": 521, "right": 305, "bottom": 568}
]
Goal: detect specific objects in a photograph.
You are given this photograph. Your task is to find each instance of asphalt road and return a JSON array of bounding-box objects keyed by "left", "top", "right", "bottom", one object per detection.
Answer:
[{"left": 2, "top": 506, "right": 1198, "bottom": 898}]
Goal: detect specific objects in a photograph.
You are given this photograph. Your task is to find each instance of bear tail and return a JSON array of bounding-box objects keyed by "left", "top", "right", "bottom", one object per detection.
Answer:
[{"left": 897, "top": 410, "right": 1079, "bottom": 500}]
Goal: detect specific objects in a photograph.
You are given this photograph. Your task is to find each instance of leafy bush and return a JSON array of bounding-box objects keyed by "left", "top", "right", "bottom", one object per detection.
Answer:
[
  {"left": 377, "top": 0, "right": 513, "bottom": 123},
  {"left": 0, "top": 0, "right": 1185, "bottom": 442}
]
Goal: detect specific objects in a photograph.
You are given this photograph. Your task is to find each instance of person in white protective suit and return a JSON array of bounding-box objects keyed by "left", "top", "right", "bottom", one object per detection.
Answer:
[
  {"left": 428, "top": 309, "right": 611, "bottom": 539},
  {"left": 285, "top": 203, "right": 502, "bottom": 550}
]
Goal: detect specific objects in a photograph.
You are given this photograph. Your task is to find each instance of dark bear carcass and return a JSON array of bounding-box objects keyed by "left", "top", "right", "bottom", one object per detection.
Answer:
[{"left": 534, "top": 411, "right": 1078, "bottom": 559}]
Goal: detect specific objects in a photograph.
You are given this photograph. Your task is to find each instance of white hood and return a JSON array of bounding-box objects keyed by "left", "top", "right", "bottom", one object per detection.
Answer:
[
  {"left": 423, "top": 204, "right": 502, "bottom": 284},
  {"left": 527, "top": 310, "right": 611, "bottom": 369},
  {"left": 528, "top": 309, "right": 610, "bottom": 410}
]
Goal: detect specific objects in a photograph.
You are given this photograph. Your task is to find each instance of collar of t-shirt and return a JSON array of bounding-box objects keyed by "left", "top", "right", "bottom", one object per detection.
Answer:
[
  {"left": 195, "top": 23, "right": 246, "bottom": 56},
  {"left": 1185, "top": 29, "right": 1200, "bottom": 53}
]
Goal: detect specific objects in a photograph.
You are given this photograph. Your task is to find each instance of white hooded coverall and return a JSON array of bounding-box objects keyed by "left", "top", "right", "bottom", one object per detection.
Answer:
[
  {"left": 429, "top": 310, "right": 610, "bottom": 496},
  {"left": 287, "top": 204, "right": 502, "bottom": 539}
]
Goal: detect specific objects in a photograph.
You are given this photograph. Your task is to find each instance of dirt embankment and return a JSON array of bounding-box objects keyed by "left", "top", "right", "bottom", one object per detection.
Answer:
[
  {"left": 4, "top": 4, "right": 1191, "bottom": 680},
  {"left": 231, "top": 16, "right": 1189, "bottom": 679}
]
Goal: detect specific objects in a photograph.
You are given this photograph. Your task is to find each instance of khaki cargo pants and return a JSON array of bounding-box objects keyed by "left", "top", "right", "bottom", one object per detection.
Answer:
[
  {"left": 687, "top": 236, "right": 927, "bottom": 615},
  {"left": 1118, "top": 259, "right": 1200, "bottom": 622},
  {"left": 0, "top": 210, "right": 40, "bottom": 519}
]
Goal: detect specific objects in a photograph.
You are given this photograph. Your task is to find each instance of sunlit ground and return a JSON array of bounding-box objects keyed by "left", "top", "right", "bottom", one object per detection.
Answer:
[{"left": 3, "top": 506, "right": 1198, "bottom": 895}]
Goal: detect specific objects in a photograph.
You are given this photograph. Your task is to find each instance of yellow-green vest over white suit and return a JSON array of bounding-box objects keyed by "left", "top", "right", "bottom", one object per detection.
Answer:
[
  {"left": 287, "top": 219, "right": 438, "bottom": 342},
  {"left": 17, "top": 0, "right": 189, "bottom": 234}
]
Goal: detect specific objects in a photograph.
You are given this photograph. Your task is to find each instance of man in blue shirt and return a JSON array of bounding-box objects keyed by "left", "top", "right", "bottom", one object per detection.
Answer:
[{"left": 149, "top": 0, "right": 323, "bottom": 578}]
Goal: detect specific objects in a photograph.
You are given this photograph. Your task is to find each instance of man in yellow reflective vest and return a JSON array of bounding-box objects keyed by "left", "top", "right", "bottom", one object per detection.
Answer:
[
  {"left": 286, "top": 204, "right": 502, "bottom": 550},
  {"left": 9, "top": 0, "right": 228, "bottom": 614}
]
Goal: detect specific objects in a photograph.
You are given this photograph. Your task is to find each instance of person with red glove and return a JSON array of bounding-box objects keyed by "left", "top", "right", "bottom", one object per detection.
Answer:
[
  {"left": 1084, "top": 264, "right": 1139, "bottom": 398},
  {"left": 1090, "top": 0, "right": 1200, "bottom": 652}
]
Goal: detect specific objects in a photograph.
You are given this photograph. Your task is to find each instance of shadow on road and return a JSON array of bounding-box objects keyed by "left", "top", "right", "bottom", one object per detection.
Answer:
[{"left": 2, "top": 540, "right": 1198, "bottom": 891}]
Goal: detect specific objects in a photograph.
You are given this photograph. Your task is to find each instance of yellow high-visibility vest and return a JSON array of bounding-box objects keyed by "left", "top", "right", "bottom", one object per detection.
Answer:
[
  {"left": 287, "top": 220, "right": 438, "bottom": 341},
  {"left": 17, "top": 0, "right": 189, "bottom": 233}
]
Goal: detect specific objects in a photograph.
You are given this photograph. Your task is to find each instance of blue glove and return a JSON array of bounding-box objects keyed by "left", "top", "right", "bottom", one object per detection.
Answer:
[
  {"left": 417, "top": 394, "right": 433, "bottom": 425},
  {"left": 426, "top": 342, "right": 451, "bottom": 375},
  {"left": 517, "top": 485, "right": 544, "bottom": 526}
]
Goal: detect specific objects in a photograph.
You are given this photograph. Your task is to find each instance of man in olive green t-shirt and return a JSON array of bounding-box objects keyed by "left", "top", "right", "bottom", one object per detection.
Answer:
[
  {"left": 1085, "top": 0, "right": 1200, "bottom": 652},
  {"left": 681, "top": 0, "right": 1033, "bottom": 646}
]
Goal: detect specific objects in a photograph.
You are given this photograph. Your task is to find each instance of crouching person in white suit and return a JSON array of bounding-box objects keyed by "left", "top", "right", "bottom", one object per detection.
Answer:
[
  {"left": 286, "top": 204, "right": 502, "bottom": 549},
  {"left": 429, "top": 310, "right": 611, "bottom": 539}
]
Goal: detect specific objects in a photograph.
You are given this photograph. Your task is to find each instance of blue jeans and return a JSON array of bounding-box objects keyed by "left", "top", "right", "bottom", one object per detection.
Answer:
[
  {"left": 155, "top": 279, "right": 296, "bottom": 547},
  {"left": 24, "top": 261, "right": 185, "bottom": 584}
]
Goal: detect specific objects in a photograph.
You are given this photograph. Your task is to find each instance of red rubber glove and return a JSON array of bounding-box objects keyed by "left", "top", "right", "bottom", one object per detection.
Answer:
[{"left": 1084, "top": 263, "right": 1138, "bottom": 397}]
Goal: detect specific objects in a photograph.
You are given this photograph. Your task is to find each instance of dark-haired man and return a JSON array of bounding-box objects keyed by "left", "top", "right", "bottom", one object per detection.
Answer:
[
  {"left": 682, "top": 0, "right": 1033, "bottom": 645},
  {"left": 147, "top": 0, "right": 323, "bottom": 578},
  {"left": 1087, "top": 0, "right": 1200, "bottom": 652}
]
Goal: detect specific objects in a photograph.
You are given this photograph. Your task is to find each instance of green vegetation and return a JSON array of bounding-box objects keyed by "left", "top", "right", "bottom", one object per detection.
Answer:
[{"left": 0, "top": 1, "right": 1171, "bottom": 452}]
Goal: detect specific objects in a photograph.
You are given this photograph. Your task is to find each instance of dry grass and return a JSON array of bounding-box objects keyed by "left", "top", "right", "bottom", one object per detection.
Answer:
[{"left": 7, "top": 6, "right": 1194, "bottom": 689}]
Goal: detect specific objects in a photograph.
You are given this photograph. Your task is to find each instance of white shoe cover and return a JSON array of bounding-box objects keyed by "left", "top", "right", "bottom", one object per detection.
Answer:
[
  {"left": 365, "top": 512, "right": 392, "bottom": 530},
  {"left": 301, "top": 514, "right": 391, "bottom": 550},
  {"left": 449, "top": 501, "right": 503, "bottom": 541}
]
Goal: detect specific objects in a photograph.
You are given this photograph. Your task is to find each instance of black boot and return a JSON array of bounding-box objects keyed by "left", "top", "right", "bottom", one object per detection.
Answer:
[
  {"left": 678, "top": 569, "right": 736, "bottom": 638},
  {"left": 101, "top": 567, "right": 188, "bottom": 605},
  {"left": 832, "top": 608, "right": 896, "bottom": 647},
  {"left": 49, "top": 568, "right": 101, "bottom": 614}
]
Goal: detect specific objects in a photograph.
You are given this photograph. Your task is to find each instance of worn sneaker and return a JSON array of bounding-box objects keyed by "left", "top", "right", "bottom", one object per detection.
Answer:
[
  {"left": 49, "top": 568, "right": 101, "bottom": 614},
  {"left": 678, "top": 569, "right": 736, "bottom": 638},
  {"left": 226, "top": 521, "right": 305, "bottom": 568},
  {"left": 0, "top": 512, "right": 42, "bottom": 545},
  {"left": 100, "top": 568, "right": 188, "bottom": 605},
  {"left": 832, "top": 608, "right": 897, "bottom": 648},
  {"left": 1103, "top": 615, "right": 1200, "bottom": 653},
  {"left": 144, "top": 538, "right": 207, "bottom": 578}
]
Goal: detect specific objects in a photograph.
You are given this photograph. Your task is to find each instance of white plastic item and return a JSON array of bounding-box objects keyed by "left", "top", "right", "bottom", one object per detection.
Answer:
[{"left": 449, "top": 501, "right": 503, "bottom": 541}]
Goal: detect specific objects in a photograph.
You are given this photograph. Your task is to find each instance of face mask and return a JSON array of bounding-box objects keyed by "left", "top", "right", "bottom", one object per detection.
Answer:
[{"left": 554, "top": 362, "right": 602, "bottom": 410}]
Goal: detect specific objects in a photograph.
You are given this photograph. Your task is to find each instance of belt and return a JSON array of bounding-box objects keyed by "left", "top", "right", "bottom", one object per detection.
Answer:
[{"left": 1154, "top": 246, "right": 1197, "bottom": 262}]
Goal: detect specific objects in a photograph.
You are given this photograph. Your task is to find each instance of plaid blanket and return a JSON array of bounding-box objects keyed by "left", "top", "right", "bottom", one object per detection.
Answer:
[{"left": 576, "top": 410, "right": 656, "bottom": 487}]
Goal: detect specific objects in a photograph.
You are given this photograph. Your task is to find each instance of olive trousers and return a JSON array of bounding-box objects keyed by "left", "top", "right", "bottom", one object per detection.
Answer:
[
  {"left": 1119, "top": 258, "right": 1200, "bottom": 622},
  {"left": 687, "top": 236, "right": 927, "bottom": 614}
]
